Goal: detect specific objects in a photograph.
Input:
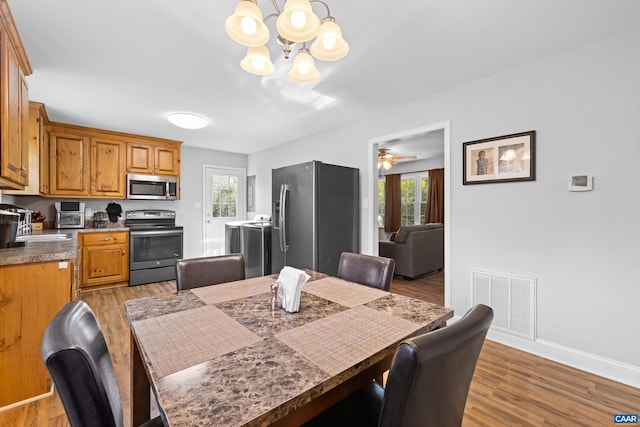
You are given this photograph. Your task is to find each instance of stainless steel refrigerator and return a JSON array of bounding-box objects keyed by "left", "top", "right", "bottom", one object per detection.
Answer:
[{"left": 272, "top": 160, "right": 359, "bottom": 276}]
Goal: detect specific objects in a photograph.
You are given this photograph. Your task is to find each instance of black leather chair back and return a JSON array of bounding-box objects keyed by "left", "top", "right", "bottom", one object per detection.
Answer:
[
  {"left": 379, "top": 304, "right": 494, "bottom": 427},
  {"left": 41, "top": 300, "right": 125, "bottom": 427},
  {"left": 175, "top": 254, "right": 245, "bottom": 292},
  {"left": 337, "top": 252, "right": 395, "bottom": 291}
]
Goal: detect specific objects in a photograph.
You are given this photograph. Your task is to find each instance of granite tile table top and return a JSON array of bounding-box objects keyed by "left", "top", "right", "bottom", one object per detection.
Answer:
[{"left": 126, "top": 274, "right": 453, "bottom": 427}]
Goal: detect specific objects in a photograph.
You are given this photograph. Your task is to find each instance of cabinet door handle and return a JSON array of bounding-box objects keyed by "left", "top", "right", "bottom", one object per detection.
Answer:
[
  {"left": 99, "top": 237, "right": 113, "bottom": 241},
  {"left": 122, "top": 251, "right": 126, "bottom": 256}
]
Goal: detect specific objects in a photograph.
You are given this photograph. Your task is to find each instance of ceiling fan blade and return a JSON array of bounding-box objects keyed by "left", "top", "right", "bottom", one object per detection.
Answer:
[{"left": 392, "top": 155, "right": 417, "bottom": 161}]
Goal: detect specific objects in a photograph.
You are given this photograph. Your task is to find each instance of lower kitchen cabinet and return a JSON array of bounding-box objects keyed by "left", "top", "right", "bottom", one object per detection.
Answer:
[
  {"left": 0, "top": 260, "right": 73, "bottom": 407},
  {"left": 80, "top": 231, "right": 129, "bottom": 289}
]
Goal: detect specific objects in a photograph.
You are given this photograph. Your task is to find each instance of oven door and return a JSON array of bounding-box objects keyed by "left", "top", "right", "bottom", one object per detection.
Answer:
[{"left": 129, "top": 228, "right": 184, "bottom": 271}]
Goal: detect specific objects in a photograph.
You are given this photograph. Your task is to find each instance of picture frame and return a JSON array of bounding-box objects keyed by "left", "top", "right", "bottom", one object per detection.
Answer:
[{"left": 463, "top": 130, "right": 536, "bottom": 185}]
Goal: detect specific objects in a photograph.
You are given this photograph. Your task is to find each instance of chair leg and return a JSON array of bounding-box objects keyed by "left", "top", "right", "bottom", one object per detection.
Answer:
[{"left": 374, "top": 374, "right": 384, "bottom": 387}]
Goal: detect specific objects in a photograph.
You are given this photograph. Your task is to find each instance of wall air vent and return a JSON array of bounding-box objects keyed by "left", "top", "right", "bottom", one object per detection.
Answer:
[{"left": 470, "top": 269, "right": 536, "bottom": 340}]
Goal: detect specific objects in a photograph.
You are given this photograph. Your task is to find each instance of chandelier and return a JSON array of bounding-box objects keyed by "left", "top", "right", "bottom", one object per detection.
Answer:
[{"left": 224, "top": 0, "right": 349, "bottom": 83}]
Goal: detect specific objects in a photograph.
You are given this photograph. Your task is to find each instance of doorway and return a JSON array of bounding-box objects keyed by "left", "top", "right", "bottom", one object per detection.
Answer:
[
  {"left": 368, "top": 121, "right": 451, "bottom": 308},
  {"left": 202, "top": 165, "right": 246, "bottom": 256}
]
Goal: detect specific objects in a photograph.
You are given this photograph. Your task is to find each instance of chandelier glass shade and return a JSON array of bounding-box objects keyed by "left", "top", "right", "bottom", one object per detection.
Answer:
[
  {"left": 225, "top": 0, "right": 349, "bottom": 82},
  {"left": 288, "top": 48, "right": 320, "bottom": 82},
  {"left": 240, "top": 45, "right": 276, "bottom": 75}
]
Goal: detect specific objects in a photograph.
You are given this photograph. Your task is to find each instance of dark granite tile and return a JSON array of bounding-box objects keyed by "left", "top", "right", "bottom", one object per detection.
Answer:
[
  {"left": 125, "top": 292, "right": 206, "bottom": 322},
  {"left": 155, "top": 339, "right": 329, "bottom": 427},
  {"left": 365, "top": 293, "right": 453, "bottom": 329},
  {"left": 215, "top": 291, "right": 347, "bottom": 338}
]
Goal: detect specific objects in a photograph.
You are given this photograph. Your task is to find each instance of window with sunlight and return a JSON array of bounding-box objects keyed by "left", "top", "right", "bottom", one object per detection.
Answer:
[
  {"left": 211, "top": 174, "right": 238, "bottom": 218},
  {"left": 378, "top": 179, "right": 385, "bottom": 226},
  {"left": 378, "top": 173, "right": 428, "bottom": 226}
]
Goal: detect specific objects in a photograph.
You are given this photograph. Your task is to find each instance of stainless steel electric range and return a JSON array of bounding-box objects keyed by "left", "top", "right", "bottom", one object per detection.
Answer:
[{"left": 125, "top": 210, "right": 183, "bottom": 286}]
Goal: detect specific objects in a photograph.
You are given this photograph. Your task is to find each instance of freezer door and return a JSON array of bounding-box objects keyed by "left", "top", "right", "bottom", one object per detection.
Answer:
[
  {"left": 283, "top": 162, "right": 316, "bottom": 271},
  {"left": 317, "top": 163, "right": 360, "bottom": 275}
]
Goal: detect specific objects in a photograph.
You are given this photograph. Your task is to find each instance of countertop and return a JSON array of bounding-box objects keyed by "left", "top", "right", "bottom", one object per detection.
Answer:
[{"left": 0, "top": 225, "right": 129, "bottom": 267}]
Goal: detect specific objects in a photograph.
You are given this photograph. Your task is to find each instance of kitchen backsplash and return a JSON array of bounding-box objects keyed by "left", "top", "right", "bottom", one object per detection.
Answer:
[{"left": 1, "top": 194, "right": 178, "bottom": 227}]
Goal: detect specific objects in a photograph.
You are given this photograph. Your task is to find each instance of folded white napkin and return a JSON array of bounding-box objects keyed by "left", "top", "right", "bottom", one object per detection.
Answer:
[{"left": 277, "top": 266, "right": 310, "bottom": 313}]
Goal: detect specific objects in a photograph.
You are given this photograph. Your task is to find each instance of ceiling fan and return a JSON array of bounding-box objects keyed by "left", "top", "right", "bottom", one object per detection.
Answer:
[{"left": 378, "top": 148, "right": 417, "bottom": 170}]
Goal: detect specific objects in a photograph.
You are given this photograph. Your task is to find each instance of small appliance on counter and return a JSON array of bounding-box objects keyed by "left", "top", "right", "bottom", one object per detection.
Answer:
[
  {"left": 93, "top": 211, "right": 108, "bottom": 228},
  {"left": 0, "top": 209, "right": 20, "bottom": 248},
  {"left": 55, "top": 202, "right": 85, "bottom": 229},
  {"left": 0, "top": 203, "right": 32, "bottom": 236}
]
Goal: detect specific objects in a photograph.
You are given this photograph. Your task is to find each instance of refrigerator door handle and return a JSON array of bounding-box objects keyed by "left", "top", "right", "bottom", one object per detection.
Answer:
[{"left": 280, "top": 184, "right": 290, "bottom": 252}]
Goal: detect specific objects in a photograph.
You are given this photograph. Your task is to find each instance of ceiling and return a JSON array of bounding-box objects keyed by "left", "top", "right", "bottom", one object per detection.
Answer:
[{"left": 8, "top": 0, "right": 640, "bottom": 155}]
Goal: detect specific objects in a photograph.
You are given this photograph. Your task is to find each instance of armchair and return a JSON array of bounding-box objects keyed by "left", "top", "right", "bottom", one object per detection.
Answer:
[{"left": 378, "top": 223, "right": 444, "bottom": 279}]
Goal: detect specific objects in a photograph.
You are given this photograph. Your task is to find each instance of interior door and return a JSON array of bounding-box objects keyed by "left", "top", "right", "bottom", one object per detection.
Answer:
[{"left": 203, "top": 166, "right": 245, "bottom": 256}]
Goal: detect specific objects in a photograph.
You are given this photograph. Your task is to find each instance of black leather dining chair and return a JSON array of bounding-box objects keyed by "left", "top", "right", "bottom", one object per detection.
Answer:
[
  {"left": 175, "top": 253, "right": 245, "bottom": 292},
  {"left": 304, "top": 304, "right": 494, "bottom": 427},
  {"left": 336, "top": 252, "right": 396, "bottom": 291},
  {"left": 41, "top": 300, "right": 164, "bottom": 427}
]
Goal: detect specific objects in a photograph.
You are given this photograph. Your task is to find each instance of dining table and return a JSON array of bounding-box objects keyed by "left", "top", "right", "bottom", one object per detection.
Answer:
[{"left": 125, "top": 271, "right": 453, "bottom": 426}]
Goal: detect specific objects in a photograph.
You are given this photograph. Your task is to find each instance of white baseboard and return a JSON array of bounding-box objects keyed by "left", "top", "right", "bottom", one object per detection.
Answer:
[
  {"left": 486, "top": 327, "right": 640, "bottom": 389},
  {"left": 446, "top": 315, "right": 640, "bottom": 388},
  {"left": 0, "top": 386, "right": 53, "bottom": 412}
]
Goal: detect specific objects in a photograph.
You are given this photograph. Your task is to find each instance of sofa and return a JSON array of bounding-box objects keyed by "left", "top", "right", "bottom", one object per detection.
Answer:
[{"left": 378, "top": 223, "right": 444, "bottom": 279}]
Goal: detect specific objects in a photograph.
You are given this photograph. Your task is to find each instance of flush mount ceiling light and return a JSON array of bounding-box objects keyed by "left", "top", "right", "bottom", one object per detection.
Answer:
[
  {"left": 167, "top": 113, "right": 208, "bottom": 130},
  {"left": 225, "top": 0, "right": 349, "bottom": 83}
]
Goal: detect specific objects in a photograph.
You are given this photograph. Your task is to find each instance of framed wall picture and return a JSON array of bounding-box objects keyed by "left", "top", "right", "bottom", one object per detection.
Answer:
[{"left": 463, "top": 130, "right": 536, "bottom": 185}]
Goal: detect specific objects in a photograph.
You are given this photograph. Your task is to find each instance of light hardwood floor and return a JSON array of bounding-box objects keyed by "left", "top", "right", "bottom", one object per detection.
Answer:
[{"left": 1, "top": 273, "right": 638, "bottom": 427}]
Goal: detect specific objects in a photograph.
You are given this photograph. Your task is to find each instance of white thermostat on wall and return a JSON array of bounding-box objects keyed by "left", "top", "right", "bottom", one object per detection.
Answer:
[{"left": 568, "top": 175, "right": 593, "bottom": 192}]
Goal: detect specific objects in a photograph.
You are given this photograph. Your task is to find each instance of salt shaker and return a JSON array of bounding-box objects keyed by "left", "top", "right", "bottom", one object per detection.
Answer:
[{"left": 271, "top": 282, "right": 280, "bottom": 311}]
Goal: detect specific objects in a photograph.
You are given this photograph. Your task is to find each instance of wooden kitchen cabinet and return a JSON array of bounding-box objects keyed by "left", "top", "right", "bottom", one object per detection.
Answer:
[
  {"left": 126, "top": 139, "right": 180, "bottom": 176},
  {"left": 0, "top": 260, "right": 73, "bottom": 407},
  {"left": 48, "top": 128, "right": 91, "bottom": 196},
  {"left": 3, "top": 102, "right": 49, "bottom": 195},
  {"left": 90, "top": 137, "right": 126, "bottom": 198},
  {"left": 80, "top": 231, "right": 129, "bottom": 289},
  {"left": 0, "top": 3, "right": 32, "bottom": 189},
  {"left": 45, "top": 123, "right": 179, "bottom": 198},
  {"left": 48, "top": 126, "right": 126, "bottom": 198}
]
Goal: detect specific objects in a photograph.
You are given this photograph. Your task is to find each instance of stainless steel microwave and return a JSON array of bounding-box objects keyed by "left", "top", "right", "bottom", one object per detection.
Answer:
[{"left": 127, "top": 174, "right": 178, "bottom": 200}]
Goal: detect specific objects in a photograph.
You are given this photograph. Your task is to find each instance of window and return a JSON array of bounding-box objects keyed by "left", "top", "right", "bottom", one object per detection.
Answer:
[
  {"left": 211, "top": 174, "right": 238, "bottom": 218},
  {"left": 378, "top": 172, "right": 429, "bottom": 227},
  {"left": 400, "top": 174, "right": 428, "bottom": 225},
  {"left": 400, "top": 177, "right": 416, "bottom": 225},
  {"left": 378, "top": 179, "right": 385, "bottom": 226},
  {"left": 420, "top": 176, "right": 428, "bottom": 224}
]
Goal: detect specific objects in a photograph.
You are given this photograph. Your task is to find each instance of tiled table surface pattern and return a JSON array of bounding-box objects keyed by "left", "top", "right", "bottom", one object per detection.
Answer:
[{"left": 126, "top": 274, "right": 453, "bottom": 426}]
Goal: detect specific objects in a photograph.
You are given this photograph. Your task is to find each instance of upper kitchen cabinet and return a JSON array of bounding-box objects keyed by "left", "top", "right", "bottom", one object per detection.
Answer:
[
  {"left": 3, "top": 102, "right": 49, "bottom": 195},
  {"left": 126, "top": 139, "right": 180, "bottom": 176},
  {"left": 47, "top": 122, "right": 180, "bottom": 199},
  {"left": 48, "top": 124, "right": 126, "bottom": 198},
  {"left": 91, "top": 138, "right": 126, "bottom": 198},
  {"left": 0, "top": 1, "right": 32, "bottom": 189},
  {"left": 48, "top": 127, "right": 91, "bottom": 197}
]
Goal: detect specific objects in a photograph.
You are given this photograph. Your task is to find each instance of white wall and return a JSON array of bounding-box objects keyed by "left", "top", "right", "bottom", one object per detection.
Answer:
[
  {"left": 248, "top": 29, "right": 640, "bottom": 385},
  {"left": 178, "top": 146, "right": 247, "bottom": 258}
]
